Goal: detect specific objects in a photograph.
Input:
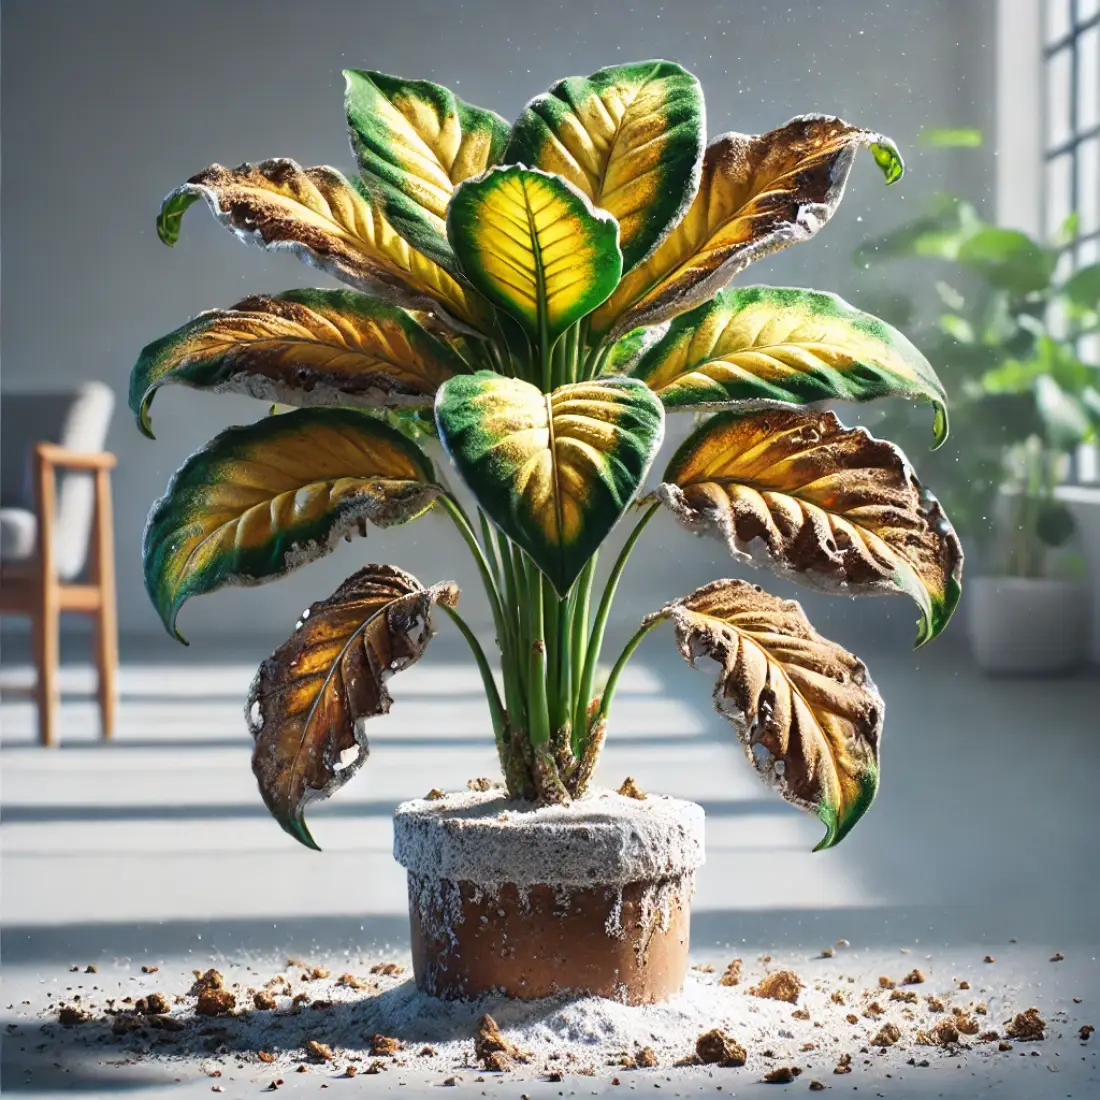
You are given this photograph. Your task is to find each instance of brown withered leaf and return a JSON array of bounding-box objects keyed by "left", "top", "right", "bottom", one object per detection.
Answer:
[
  {"left": 648, "top": 579, "right": 882, "bottom": 849},
  {"left": 590, "top": 116, "right": 902, "bottom": 340},
  {"left": 157, "top": 159, "right": 489, "bottom": 332},
  {"left": 658, "top": 408, "right": 962, "bottom": 647},
  {"left": 249, "top": 564, "right": 458, "bottom": 848}
]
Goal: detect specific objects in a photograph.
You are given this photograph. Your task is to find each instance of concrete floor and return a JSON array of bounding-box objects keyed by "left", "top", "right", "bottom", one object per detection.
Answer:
[{"left": 2, "top": 636, "right": 1099, "bottom": 1097}]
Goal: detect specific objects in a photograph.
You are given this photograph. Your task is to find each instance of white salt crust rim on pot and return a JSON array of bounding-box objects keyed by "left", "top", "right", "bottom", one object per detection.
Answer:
[{"left": 392, "top": 787, "right": 706, "bottom": 889}]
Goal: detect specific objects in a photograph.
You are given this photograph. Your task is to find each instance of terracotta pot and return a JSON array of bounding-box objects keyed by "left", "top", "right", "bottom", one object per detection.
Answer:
[{"left": 392, "top": 788, "right": 705, "bottom": 1004}]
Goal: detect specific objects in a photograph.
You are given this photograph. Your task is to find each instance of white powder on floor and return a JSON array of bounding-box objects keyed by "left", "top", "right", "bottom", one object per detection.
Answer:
[{"left": 24, "top": 945, "right": 1083, "bottom": 1089}]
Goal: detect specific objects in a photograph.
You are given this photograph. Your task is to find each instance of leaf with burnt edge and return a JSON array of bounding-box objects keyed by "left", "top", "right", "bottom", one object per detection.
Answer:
[
  {"left": 248, "top": 565, "right": 459, "bottom": 848},
  {"left": 658, "top": 408, "right": 963, "bottom": 646},
  {"left": 648, "top": 579, "right": 883, "bottom": 849}
]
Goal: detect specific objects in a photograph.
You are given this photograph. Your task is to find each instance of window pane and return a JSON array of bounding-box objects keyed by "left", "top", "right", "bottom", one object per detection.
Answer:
[
  {"left": 1046, "top": 0, "right": 1072, "bottom": 42},
  {"left": 1047, "top": 46, "right": 1073, "bottom": 149},
  {"left": 1078, "top": 0, "right": 1100, "bottom": 24},
  {"left": 1078, "top": 137, "right": 1100, "bottom": 234},
  {"left": 1078, "top": 25, "right": 1099, "bottom": 132},
  {"left": 1046, "top": 153, "right": 1074, "bottom": 237}
]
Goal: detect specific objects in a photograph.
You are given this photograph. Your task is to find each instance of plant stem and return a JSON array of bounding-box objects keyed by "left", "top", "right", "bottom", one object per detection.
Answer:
[
  {"left": 597, "top": 615, "right": 664, "bottom": 722},
  {"left": 478, "top": 510, "right": 502, "bottom": 588},
  {"left": 573, "top": 501, "right": 660, "bottom": 756},
  {"left": 524, "top": 555, "right": 552, "bottom": 749},
  {"left": 569, "top": 555, "right": 595, "bottom": 729},
  {"left": 436, "top": 494, "right": 507, "bottom": 648},
  {"left": 440, "top": 603, "right": 506, "bottom": 750}
]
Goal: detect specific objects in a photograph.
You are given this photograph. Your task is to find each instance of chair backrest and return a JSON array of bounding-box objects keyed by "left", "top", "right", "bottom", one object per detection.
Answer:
[{"left": 1, "top": 383, "right": 116, "bottom": 579}]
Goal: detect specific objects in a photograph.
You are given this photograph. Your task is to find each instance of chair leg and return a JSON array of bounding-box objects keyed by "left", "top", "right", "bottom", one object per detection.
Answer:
[
  {"left": 92, "top": 467, "right": 118, "bottom": 739},
  {"left": 33, "top": 589, "right": 60, "bottom": 747}
]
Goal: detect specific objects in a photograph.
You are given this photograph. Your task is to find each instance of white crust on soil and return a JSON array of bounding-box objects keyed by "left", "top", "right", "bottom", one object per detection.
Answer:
[{"left": 393, "top": 787, "right": 706, "bottom": 888}]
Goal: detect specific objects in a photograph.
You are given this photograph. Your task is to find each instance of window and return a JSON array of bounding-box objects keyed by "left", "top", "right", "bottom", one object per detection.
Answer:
[{"left": 1044, "top": 0, "right": 1100, "bottom": 479}]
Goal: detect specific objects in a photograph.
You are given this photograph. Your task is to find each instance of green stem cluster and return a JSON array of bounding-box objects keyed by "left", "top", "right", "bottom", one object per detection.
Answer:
[{"left": 435, "top": 320, "right": 658, "bottom": 802}]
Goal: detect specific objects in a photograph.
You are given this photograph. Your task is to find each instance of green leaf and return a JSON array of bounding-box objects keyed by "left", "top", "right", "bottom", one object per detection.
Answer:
[
  {"left": 917, "top": 127, "right": 984, "bottom": 148},
  {"left": 852, "top": 195, "right": 982, "bottom": 266},
  {"left": 628, "top": 286, "right": 949, "bottom": 445},
  {"left": 143, "top": 409, "right": 440, "bottom": 641},
  {"left": 435, "top": 372, "right": 664, "bottom": 594},
  {"left": 129, "top": 289, "right": 469, "bottom": 438},
  {"left": 1035, "top": 375, "right": 1092, "bottom": 448},
  {"left": 344, "top": 70, "right": 509, "bottom": 275},
  {"left": 446, "top": 165, "right": 623, "bottom": 349},
  {"left": 504, "top": 60, "right": 704, "bottom": 272},
  {"left": 957, "top": 227, "right": 1057, "bottom": 294},
  {"left": 1062, "top": 264, "right": 1100, "bottom": 310}
]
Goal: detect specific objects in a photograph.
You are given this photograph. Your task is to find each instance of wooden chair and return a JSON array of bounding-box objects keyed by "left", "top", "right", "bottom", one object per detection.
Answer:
[{"left": 0, "top": 384, "right": 118, "bottom": 745}]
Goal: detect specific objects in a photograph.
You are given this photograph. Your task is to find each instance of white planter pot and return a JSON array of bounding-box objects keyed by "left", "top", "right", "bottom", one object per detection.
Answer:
[{"left": 968, "top": 576, "right": 1092, "bottom": 674}]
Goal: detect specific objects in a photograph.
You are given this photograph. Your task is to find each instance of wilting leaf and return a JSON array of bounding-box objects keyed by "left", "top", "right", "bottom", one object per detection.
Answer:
[
  {"left": 446, "top": 166, "right": 623, "bottom": 349},
  {"left": 144, "top": 409, "right": 439, "bottom": 641},
  {"left": 504, "top": 60, "right": 704, "bottom": 272},
  {"left": 157, "top": 159, "right": 489, "bottom": 331},
  {"left": 648, "top": 579, "right": 883, "bottom": 849},
  {"left": 345, "top": 70, "right": 509, "bottom": 274},
  {"left": 249, "top": 565, "right": 458, "bottom": 849},
  {"left": 590, "top": 116, "right": 903, "bottom": 340},
  {"left": 435, "top": 372, "right": 664, "bottom": 593},
  {"left": 630, "top": 286, "right": 949, "bottom": 443},
  {"left": 130, "top": 289, "right": 468, "bottom": 437},
  {"left": 658, "top": 407, "right": 963, "bottom": 646}
]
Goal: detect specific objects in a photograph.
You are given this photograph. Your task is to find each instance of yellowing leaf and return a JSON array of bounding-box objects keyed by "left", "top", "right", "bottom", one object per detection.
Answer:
[
  {"left": 504, "top": 60, "right": 704, "bottom": 272},
  {"left": 630, "top": 286, "right": 949, "bottom": 444},
  {"left": 157, "top": 158, "right": 490, "bottom": 331},
  {"left": 435, "top": 372, "right": 664, "bottom": 594},
  {"left": 446, "top": 166, "right": 623, "bottom": 352},
  {"left": 130, "top": 289, "right": 470, "bottom": 437},
  {"left": 143, "top": 409, "right": 440, "bottom": 641},
  {"left": 658, "top": 407, "right": 963, "bottom": 646},
  {"left": 345, "top": 70, "right": 509, "bottom": 274},
  {"left": 649, "top": 579, "right": 883, "bottom": 849},
  {"left": 249, "top": 565, "right": 458, "bottom": 849},
  {"left": 590, "top": 116, "right": 903, "bottom": 340}
]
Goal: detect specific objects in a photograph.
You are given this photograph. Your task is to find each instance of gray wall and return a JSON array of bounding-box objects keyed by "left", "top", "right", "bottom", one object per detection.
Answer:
[{"left": 1, "top": 0, "right": 995, "bottom": 656}]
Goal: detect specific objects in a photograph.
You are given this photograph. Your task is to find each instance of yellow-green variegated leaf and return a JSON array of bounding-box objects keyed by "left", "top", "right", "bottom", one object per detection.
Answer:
[
  {"left": 446, "top": 166, "right": 623, "bottom": 350},
  {"left": 435, "top": 372, "right": 664, "bottom": 594},
  {"left": 249, "top": 564, "right": 458, "bottom": 849},
  {"left": 590, "top": 116, "right": 904, "bottom": 341},
  {"left": 143, "top": 408, "right": 440, "bottom": 641},
  {"left": 658, "top": 407, "right": 963, "bottom": 646},
  {"left": 648, "top": 579, "right": 883, "bottom": 849},
  {"left": 631, "top": 286, "right": 948, "bottom": 444},
  {"left": 129, "top": 289, "right": 468, "bottom": 438},
  {"left": 504, "top": 60, "right": 704, "bottom": 273},
  {"left": 157, "top": 159, "right": 490, "bottom": 332},
  {"left": 345, "top": 70, "right": 509, "bottom": 275}
]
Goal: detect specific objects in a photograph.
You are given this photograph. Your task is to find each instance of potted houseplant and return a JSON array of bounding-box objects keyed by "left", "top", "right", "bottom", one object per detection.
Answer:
[
  {"left": 854, "top": 193, "right": 1100, "bottom": 673},
  {"left": 131, "top": 61, "right": 962, "bottom": 1003}
]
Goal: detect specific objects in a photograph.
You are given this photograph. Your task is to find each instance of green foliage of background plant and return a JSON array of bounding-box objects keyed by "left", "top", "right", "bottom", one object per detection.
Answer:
[{"left": 853, "top": 188, "right": 1100, "bottom": 578}]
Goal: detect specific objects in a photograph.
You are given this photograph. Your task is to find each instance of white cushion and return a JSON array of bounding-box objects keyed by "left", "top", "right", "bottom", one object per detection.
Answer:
[{"left": 0, "top": 508, "right": 37, "bottom": 563}]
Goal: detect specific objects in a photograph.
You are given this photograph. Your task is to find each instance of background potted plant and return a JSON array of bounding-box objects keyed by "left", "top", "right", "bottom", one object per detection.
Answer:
[
  {"left": 131, "top": 60, "right": 961, "bottom": 1003},
  {"left": 854, "top": 188, "right": 1100, "bottom": 673}
]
